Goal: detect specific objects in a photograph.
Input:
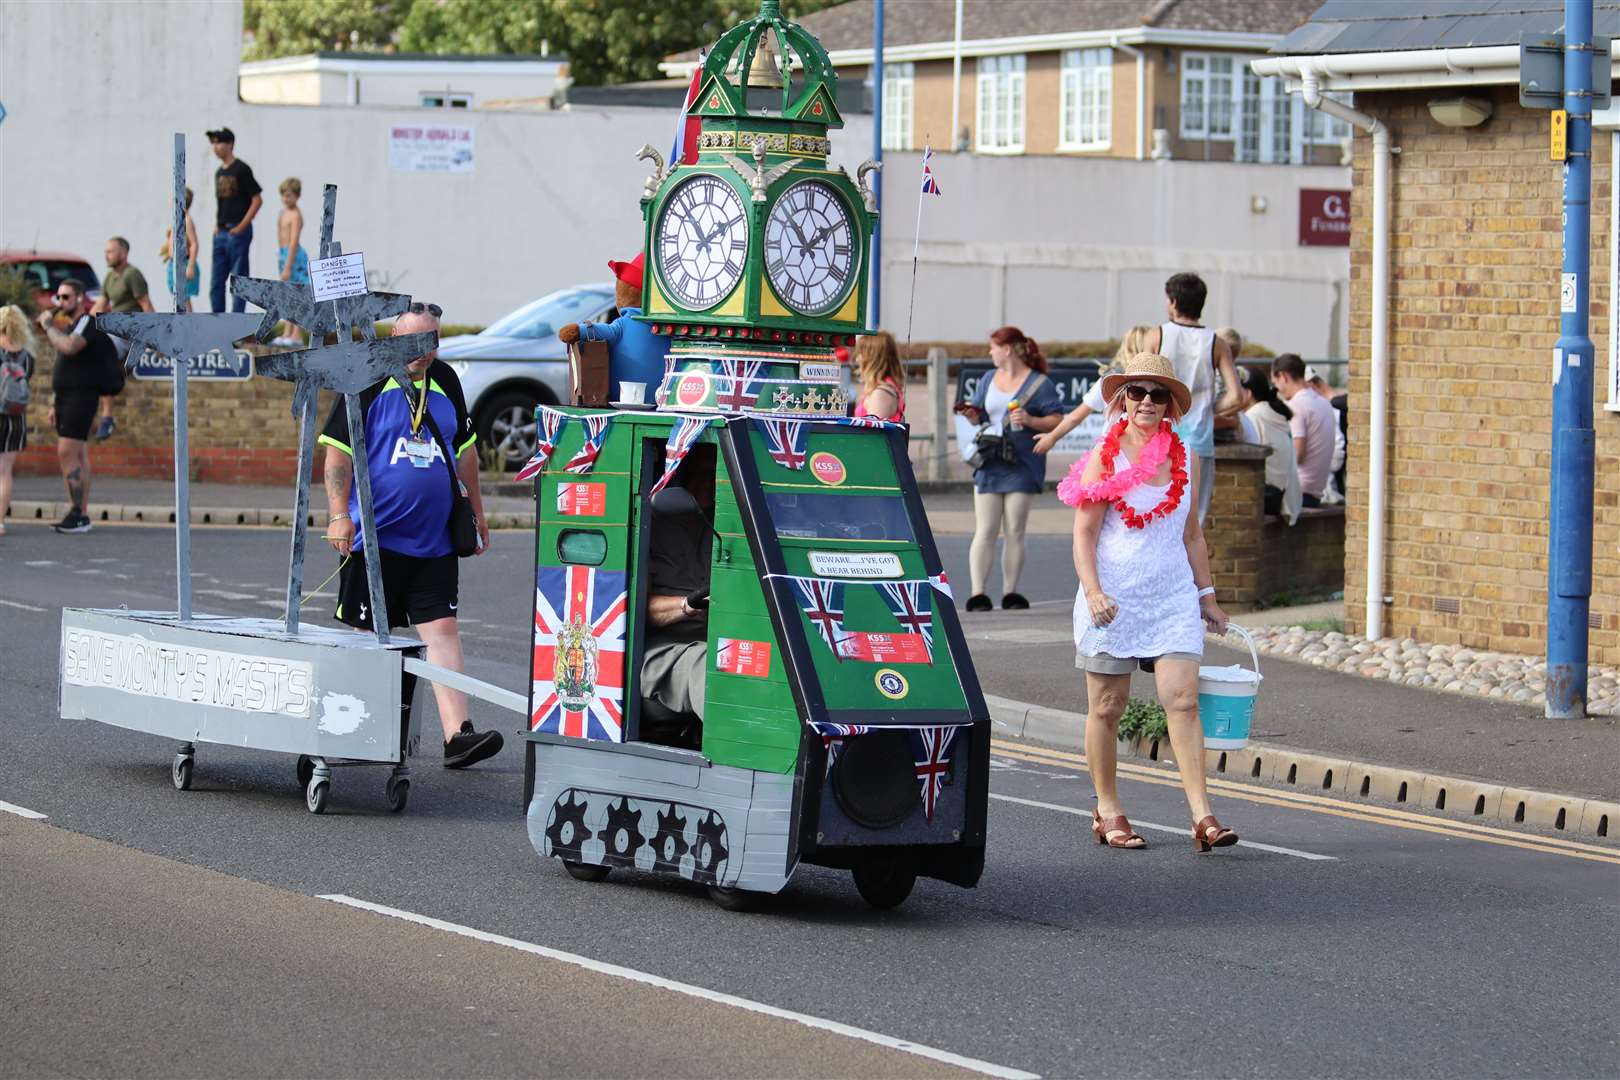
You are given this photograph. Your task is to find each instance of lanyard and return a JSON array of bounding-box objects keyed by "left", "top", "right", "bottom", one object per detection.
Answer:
[{"left": 406, "top": 379, "right": 428, "bottom": 435}]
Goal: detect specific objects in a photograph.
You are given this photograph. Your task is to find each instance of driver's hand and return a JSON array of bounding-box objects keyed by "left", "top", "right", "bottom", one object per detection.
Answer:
[{"left": 686, "top": 588, "right": 710, "bottom": 612}]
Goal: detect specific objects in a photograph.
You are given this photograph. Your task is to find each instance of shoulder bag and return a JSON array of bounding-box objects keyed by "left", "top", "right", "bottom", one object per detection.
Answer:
[
  {"left": 419, "top": 403, "right": 481, "bottom": 558},
  {"left": 0, "top": 349, "right": 30, "bottom": 417}
]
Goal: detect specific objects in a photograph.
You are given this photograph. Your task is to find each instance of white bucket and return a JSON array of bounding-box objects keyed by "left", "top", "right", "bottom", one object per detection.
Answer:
[{"left": 1198, "top": 624, "right": 1262, "bottom": 750}]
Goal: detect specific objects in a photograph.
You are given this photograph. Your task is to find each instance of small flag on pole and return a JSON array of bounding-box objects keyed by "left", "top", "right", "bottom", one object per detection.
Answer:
[
  {"left": 920, "top": 146, "right": 943, "bottom": 196},
  {"left": 671, "top": 51, "right": 707, "bottom": 168}
]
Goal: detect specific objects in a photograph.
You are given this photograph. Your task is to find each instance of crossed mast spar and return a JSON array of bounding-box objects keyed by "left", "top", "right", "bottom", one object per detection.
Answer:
[{"left": 97, "top": 134, "right": 434, "bottom": 644}]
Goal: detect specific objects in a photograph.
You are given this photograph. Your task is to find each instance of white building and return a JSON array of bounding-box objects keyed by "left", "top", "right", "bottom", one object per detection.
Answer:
[{"left": 238, "top": 52, "right": 570, "bottom": 110}]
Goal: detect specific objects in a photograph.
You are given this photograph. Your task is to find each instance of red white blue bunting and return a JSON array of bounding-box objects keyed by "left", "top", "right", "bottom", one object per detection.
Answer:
[
  {"left": 514, "top": 407, "right": 567, "bottom": 483},
  {"left": 759, "top": 417, "right": 808, "bottom": 469},
  {"left": 649, "top": 415, "right": 716, "bottom": 496},
  {"left": 914, "top": 725, "right": 958, "bottom": 822},
  {"left": 562, "top": 413, "right": 613, "bottom": 474}
]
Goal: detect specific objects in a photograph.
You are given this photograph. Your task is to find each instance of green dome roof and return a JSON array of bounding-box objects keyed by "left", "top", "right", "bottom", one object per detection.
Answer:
[{"left": 692, "top": 0, "right": 841, "bottom": 127}]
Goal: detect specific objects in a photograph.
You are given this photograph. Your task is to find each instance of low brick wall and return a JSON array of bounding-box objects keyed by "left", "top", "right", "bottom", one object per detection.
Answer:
[
  {"left": 1205, "top": 441, "right": 1345, "bottom": 610},
  {"left": 13, "top": 339, "right": 328, "bottom": 485}
]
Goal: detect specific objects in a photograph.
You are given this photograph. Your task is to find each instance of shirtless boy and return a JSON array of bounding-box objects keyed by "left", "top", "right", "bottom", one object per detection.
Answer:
[{"left": 276, "top": 178, "right": 309, "bottom": 346}]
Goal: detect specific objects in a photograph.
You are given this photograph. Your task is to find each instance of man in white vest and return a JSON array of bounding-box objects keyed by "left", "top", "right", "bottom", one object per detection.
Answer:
[{"left": 1143, "top": 273, "right": 1242, "bottom": 525}]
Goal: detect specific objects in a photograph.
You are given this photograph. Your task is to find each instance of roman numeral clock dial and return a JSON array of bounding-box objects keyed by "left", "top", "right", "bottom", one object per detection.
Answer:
[
  {"left": 655, "top": 174, "right": 748, "bottom": 310},
  {"left": 765, "top": 180, "right": 858, "bottom": 317}
]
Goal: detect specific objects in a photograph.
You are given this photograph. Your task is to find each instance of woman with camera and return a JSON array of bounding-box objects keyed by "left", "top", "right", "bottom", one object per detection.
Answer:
[{"left": 956, "top": 326, "right": 1060, "bottom": 612}]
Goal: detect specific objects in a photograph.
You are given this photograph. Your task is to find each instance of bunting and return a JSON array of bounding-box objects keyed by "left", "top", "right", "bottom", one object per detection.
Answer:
[
  {"left": 562, "top": 413, "right": 613, "bottom": 474},
  {"left": 877, "top": 579, "right": 935, "bottom": 658},
  {"left": 649, "top": 415, "right": 714, "bottom": 496},
  {"left": 913, "top": 726, "right": 957, "bottom": 823},
  {"left": 789, "top": 576, "right": 846, "bottom": 656},
  {"left": 514, "top": 407, "right": 567, "bottom": 483},
  {"left": 759, "top": 417, "right": 808, "bottom": 469}
]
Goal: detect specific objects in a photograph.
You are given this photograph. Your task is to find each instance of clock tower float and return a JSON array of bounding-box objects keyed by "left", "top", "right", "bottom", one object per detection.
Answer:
[{"left": 637, "top": 0, "right": 879, "bottom": 418}]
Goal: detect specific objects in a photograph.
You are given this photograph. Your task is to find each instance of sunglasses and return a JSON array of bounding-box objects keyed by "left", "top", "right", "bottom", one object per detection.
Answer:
[
  {"left": 1124, "top": 383, "right": 1172, "bottom": 405},
  {"left": 55, "top": 293, "right": 77, "bottom": 302},
  {"left": 408, "top": 302, "right": 442, "bottom": 318}
]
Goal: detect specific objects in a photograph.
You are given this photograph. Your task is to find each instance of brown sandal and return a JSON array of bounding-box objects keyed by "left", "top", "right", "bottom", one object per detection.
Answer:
[
  {"left": 1092, "top": 808, "right": 1147, "bottom": 849},
  {"left": 1192, "top": 815, "right": 1239, "bottom": 853}
]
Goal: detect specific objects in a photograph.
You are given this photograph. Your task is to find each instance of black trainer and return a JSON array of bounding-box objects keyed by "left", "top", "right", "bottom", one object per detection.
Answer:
[
  {"left": 54, "top": 511, "right": 91, "bottom": 534},
  {"left": 965, "top": 593, "right": 993, "bottom": 612},
  {"left": 1001, "top": 592, "right": 1030, "bottom": 610},
  {"left": 444, "top": 721, "right": 503, "bottom": 769}
]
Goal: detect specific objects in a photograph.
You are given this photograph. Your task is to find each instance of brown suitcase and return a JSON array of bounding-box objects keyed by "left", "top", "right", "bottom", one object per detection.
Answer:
[{"left": 569, "top": 339, "right": 612, "bottom": 406}]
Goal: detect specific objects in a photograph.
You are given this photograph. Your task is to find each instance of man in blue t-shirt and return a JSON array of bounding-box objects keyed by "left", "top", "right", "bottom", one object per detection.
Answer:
[{"left": 318, "top": 303, "right": 502, "bottom": 768}]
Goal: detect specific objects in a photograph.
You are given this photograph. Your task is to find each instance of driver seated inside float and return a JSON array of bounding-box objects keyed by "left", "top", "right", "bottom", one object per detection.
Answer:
[{"left": 640, "top": 443, "right": 716, "bottom": 749}]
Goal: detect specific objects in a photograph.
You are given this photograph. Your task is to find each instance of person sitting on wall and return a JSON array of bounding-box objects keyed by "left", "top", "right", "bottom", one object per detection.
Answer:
[
  {"left": 558, "top": 253, "right": 669, "bottom": 403},
  {"left": 641, "top": 443, "right": 716, "bottom": 747}
]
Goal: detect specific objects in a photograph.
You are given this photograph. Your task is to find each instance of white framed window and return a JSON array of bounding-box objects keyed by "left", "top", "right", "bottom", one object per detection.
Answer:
[
  {"left": 1182, "top": 52, "right": 1238, "bottom": 140},
  {"left": 976, "top": 54, "right": 1025, "bottom": 153},
  {"left": 882, "top": 62, "right": 914, "bottom": 151},
  {"left": 420, "top": 92, "right": 471, "bottom": 108},
  {"left": 1059, "top": 48, "right": 1111, "bottom": 150}
]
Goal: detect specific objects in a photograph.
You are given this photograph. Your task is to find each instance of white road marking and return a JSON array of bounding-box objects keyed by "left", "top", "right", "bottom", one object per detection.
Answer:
[
  {"left": 0, "top": 799, "right": 47, "bottom": 820},
  {"left": 319, "top": 894, "right": 1041, "bottom": 1080},
  {"left": 0, "top": 598, "right": 46, "bottom": 612},
  {"left": 988, "top": 793, "right": 1337, "bottom": 861},
  {"left": 197, "top": 589, "right": 259, "bottom": 601},
  {"left": 23, "top": 560, "right": 57, "bottom": 567}
]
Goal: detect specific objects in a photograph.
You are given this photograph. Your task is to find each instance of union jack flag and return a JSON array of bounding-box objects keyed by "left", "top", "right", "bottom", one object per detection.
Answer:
[
  {"left": 920, "top": 145, "right": 942, "bottom": 196},
  {"left": 531, "top": 565, "right": 628, "bottom": 741},
  {"left": 878, "top": 580, "right": 934, "bottom": 659},
  {"left": 562, "top": 413, "right": 613, "bottom": 474},
  {"left": 671, "top": 49, "right": 707, "bottom": 168},
  {"left": 649, "top": 415, "right": 713, "bottom": 496},
  {"left": 715, "top": 358, "right": 765, "bottom": 412},
  {"left": 841, "top": 414, "right": 897, "bottom": 429},
  {"left": 759, "top": 417, "right": 807, "bottom": 469},
  {"left": 789, "top": 576, "right": 846, "bottom": 656},
  {"left": 514, "top": 407, "right": 567, "bottom": 482},
  {"left": 913, "top": 725, "right": 957, "bottom": 822},
  {"left": 929, "top": 570, "right": 953, "bottom": 600}
]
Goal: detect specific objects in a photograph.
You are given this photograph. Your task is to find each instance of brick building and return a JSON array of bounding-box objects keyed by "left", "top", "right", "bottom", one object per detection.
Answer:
[
  {"left": 665, "top": 0, "right": 1340, "bottom": 163},
  {"left": 1259, "top": 2, "right": 1620, "bottom": 664}
]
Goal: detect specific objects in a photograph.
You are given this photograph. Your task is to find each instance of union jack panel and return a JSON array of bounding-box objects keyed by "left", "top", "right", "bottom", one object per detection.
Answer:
[{"left": 532, "top": 565, "right": 629, "bottom": 741}]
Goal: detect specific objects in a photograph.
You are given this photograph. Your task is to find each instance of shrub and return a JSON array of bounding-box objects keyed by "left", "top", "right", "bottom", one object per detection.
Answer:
[
  {"left": 0, "top": 267, "right": 37, "bottom": 317},
  {"left": 1116, "top": 697, "right": 1168, "bottom": 742}
]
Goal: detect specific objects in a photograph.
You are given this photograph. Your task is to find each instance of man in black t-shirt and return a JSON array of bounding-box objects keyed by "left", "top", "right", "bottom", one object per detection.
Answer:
[
  {"left": 206, "top": 127, "right": 263, "bottom": 314},
  {"left": 35, "top": 278, "right": 116, "bottom": 533}
]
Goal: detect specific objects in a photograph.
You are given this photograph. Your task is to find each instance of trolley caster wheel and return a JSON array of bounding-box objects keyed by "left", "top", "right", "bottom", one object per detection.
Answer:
[
  {"left": 306, "top": 778, "right": 330, "bottom": 815},
  {"left": 296, "top": 755, "right": 314, "bottom": 788},
  {"left": 562, "top": 860, "right": 610, "bottom": 883},
  {"left": 385, "top": 775, "right": 410, "bottom": 814},
  {"left": 171, "top": 753, "right": 193, "bottom": 791},
  {"left": 852, "top": 863, "right": 916, "bottom": 910},
  {"left": 706, "top": 885, "right": 763, "bottom": 912}
]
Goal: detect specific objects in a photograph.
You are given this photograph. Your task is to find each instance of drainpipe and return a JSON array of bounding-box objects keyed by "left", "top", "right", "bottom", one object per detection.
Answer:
[
  {"left": 1111, "top": 36, "right": 1146, "bottom": 160},
  {"left": 1299, "top": 67, "right": 1391, "bottom": 641}
]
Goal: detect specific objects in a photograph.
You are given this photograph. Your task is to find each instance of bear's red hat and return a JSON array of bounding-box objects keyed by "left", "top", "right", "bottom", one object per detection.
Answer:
[{"left": 607, "top": 252, "right": 644, "bottom": 290}]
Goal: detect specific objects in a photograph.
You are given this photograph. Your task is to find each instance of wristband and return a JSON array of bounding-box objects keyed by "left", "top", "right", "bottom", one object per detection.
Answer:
[
  {"left": 330, "top": 512, "right": 351, "bottom": 521},
  {"left": 1197, "top": 586, "right": 1216, "bottom": 598}
]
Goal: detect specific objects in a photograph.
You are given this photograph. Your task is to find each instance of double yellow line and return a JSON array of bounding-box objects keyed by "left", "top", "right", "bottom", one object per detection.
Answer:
[{"left": 990, "top": 738, "right": 1620, "bottom": 866}]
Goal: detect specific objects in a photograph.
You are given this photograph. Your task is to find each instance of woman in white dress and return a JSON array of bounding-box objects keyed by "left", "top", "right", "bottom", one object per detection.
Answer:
[{"left": 1060, "top": 353, "right": 1237, "bottom": 852}]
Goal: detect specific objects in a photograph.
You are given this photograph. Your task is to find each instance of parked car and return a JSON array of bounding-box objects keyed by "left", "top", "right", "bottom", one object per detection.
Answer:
[
  {"left": 438, "top": 283, "right": 616, "bottom": 470},
  {"left": 0, "top": 249, "right": 100, "bottom": 315}
]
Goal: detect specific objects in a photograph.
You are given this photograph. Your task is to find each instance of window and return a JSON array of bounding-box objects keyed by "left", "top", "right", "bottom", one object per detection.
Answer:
[
  {"left": 1059, "top": 48, "right": 1111, "bottom": 150},
  {"left": 1183, "top": 52, "right": 1350, "bottom": 164},
  {"left": 420, "top": 92, "right": 471, "bottom": 109},
  {"left": 976, "top": 54, "right": 1025, "bottom": 153},
  {"left": 482, "top": 287, "right": 615, "bottom": 340},
  {"left": 882, "top": 62, "right": 914, "bottom": 151},
  {"left": 764, "top": 492, "right": 915, "bottom": 543}
]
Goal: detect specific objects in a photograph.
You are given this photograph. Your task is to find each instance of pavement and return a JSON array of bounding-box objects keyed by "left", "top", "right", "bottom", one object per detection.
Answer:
[{"left": 1, "top": 522, "right": 1617, "bottom": 1078}]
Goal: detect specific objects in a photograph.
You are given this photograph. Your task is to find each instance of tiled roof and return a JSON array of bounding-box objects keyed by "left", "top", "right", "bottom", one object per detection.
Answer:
[
  {"left": 669, "top": 0, "right": 1323, "bottom": 62},
  {"left": 1275, "top": 0, "right": 1620, "bottom": 55}
]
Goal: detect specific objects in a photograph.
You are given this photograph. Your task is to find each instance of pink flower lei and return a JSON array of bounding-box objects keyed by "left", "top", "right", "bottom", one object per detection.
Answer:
[{"left": 1057, "top": 419, "right": 1176, "bottom": 508}]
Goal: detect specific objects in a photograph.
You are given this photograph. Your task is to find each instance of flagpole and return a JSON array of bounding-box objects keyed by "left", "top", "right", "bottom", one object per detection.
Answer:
[{"left": 906, "top": 144, "right": 928, "bottom": 346}]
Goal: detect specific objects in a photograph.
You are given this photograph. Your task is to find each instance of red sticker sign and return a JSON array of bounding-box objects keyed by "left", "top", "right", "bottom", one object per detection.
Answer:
[
  {"left": 809, "top": 451, "right": 846, "bottom": 486},
  {"left": 836, "top": 632, "right": 930, "bottom": 665},
  {"left": 556, "top": 482, "right": 606, "bottom": 517},
  {"left": 676, "top": 374, "right": 708, "bottom": 408},
  {"left": 716, "top": 637, "right": 773, "bottom": 678}
]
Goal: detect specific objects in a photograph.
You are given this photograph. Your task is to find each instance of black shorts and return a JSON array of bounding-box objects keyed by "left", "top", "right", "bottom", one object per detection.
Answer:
[
  {"left": 54, "top": 390, "right": 99, "bottom": 441},
  {"left": 335, "top": 548, "right": 459, "bottom": 631}
]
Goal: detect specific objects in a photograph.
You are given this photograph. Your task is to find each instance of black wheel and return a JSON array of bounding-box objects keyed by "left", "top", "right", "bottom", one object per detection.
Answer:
[
  {"left": 562, "top": 860, "right": 611, "bottom": 882},
  {"left": 385, "top": 775, "right": 409, "bottom": 814},
  {"left": 852, "top": 863, "right": 917, "bottom": 910},
  {"left": 306, "top": 778, "right": 329, "bottom": 815},
  {"left": 296, "top": 755, "right": 314, "bottom": 788},
  {"left": 706, "top": 885, "right": 763, "bottom": 912},
  {"left": 475, "top": 389, "right": 547, "bottom": 472},
  {"left": 171, "top": 754, "right": 193, "bottom": 791}
]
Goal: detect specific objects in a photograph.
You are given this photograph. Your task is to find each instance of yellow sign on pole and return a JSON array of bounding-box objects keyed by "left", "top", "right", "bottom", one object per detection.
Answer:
[{"left": 1552, "top": 108, "right": 1569, "bottom": 161}]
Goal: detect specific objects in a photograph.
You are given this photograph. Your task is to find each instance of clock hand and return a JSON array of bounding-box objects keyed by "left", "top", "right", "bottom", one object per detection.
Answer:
[{"left": 808, "top": 223, "right": 836, "bottom": 247}]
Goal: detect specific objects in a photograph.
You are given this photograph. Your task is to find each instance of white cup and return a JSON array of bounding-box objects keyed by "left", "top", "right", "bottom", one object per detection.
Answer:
[{"left": 620, "top": 381, "right": 647, "bottom": 406}]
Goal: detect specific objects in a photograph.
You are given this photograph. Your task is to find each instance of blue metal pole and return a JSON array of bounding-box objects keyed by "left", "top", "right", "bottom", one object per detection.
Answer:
[
  {"left": 1548, "top": 0, "right": 1596, "bottom": 718},
  {"left": 870, "top": 0, "right": 884, "bottom": 329}
]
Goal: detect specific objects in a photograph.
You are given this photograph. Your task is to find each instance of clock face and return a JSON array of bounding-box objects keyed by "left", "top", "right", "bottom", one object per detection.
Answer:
[
  {"left": 655, "top": 174, "right": 748, "bottom": 310},
  {"left": 764, "top": 180, "right": 858, "bottom": 317}
]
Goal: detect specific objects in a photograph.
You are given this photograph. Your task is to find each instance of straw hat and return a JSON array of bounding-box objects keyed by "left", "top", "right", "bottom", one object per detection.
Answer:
[{"left": 1100, "top": 353, "right": 1192, "bottom": 415}]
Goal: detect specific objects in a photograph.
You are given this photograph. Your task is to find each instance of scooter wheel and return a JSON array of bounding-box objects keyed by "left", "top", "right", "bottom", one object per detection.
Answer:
[
  {"left": 706, "top": 885, "right": 763, "bottom": 912},
  {"left": 306, "top": 778, "right": 329, "bottom": 815},
  {"left": 296, "top": 755, "right": 314, "bottom": 788},
  {"left": 385, "top": 775, "right": 409, "bottom": 814},
  {"left": 852, "top": 863, "right": 916, "bottom": 910},
  {"left": 172, "top": 753, "right": 193, "bottom": 791}
]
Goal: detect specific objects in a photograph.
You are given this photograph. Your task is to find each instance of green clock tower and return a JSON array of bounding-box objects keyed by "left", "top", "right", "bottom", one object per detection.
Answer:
[{"left": 636, "top": 0, "right": 880, "bottom": 417}]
